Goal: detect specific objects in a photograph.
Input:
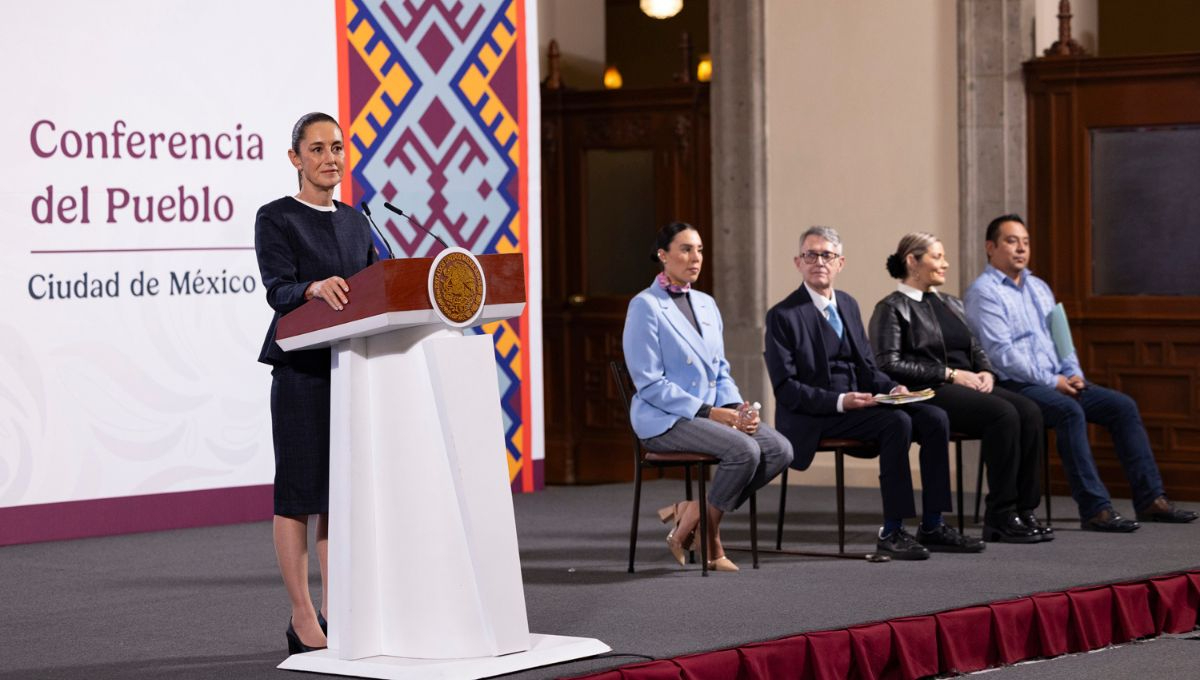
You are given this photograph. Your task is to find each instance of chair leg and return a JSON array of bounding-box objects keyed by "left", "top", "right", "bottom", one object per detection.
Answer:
[
  {"left": 836, "top": 451, "right": 846, "bottom": 554},
  {"left": 687, "top": 465, "right": 697, "bottom": 564},
  {"left": 956, "top": 439, "right": 965, "bottom": 533},
  {"left": 973, "top": 455, "right": 985, "bottom": 525},
  {"left": 698, "top": 471, "right": 710, "bottom": 577},
  {"left": 629, "top": 464, "right": 643, "bottom": 574},
  {"left": 1043, "top": 429, "right": 1052, "bottom": 527},
  {"left": 776, "top": 466, "right": 788, "bottom": 550},
  {"left": 750, "top": 492, "right": 759, "bottom": 569}
]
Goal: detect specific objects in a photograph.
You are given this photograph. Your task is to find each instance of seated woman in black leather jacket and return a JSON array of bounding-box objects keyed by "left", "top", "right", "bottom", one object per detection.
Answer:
[{"left": 868, "top": 232, "right": 1050, "bottom": 544}]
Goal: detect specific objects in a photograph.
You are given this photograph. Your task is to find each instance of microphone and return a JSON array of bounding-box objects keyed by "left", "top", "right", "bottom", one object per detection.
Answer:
[
  {"left": 383, "top": 202, "right": 451, "bottom": 251},
  {"left": 359, "top": 202, "right": 395, "bottom": 259}
]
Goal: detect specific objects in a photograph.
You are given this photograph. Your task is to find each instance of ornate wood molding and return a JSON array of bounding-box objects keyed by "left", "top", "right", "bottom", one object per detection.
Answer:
[{"left": 1042, "top": 0, "right": 1088, "bottom": 58}]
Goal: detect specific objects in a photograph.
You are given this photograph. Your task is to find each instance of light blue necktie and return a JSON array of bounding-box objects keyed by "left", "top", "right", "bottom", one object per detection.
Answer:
[{"left": 825, "top": 304, "right": 844, "bottom": 339}]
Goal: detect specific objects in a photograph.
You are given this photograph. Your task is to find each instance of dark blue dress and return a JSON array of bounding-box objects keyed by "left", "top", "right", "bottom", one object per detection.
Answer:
[{"left": 254, "top": 197, "right": 378, "bottom": 515}]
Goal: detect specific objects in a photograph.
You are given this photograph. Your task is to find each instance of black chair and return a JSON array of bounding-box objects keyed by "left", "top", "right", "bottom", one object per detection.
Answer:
[
  {"left": 611, "top": 360, "right": 759, "bottom": 576},
  {"left": 774, "top": 439, "right": 877, "bottom": 554},
  {"left": 774, "top": 433, "right": 978, "bottom": 553},
  {"left": 951, "top": 432, "right": 977, "bottom": 533},
  {"left": 972, "top": 428, "right": 1054, "bottom": 526}
]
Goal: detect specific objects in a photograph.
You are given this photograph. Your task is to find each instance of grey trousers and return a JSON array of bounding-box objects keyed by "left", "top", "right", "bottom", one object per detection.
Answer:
[{"left": 642, "top": 417, "right": 794, "bottom": 512}]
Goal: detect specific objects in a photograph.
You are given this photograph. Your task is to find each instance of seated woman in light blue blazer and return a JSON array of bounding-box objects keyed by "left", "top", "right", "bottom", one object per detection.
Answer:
[{"left": 623, "top": 222, "right": 793, "bottom": 572}]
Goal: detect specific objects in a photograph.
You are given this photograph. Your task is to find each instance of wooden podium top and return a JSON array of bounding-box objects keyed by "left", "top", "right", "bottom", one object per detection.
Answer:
[{"left": 276, "top": 252, "right": 525, "bottom": 351}]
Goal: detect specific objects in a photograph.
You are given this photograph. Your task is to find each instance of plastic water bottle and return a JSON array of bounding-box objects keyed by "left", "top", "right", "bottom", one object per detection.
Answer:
[{"left": 736, "top": 401, "right": 762, "bottom": 430}]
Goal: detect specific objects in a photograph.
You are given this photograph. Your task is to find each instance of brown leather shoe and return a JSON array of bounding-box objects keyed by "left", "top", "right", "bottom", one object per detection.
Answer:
[
  {"left": 1081, "top": 508, "right": 1139, "bottom": 532},
  {"left": 1136, "top": 496, "right": 1199, "bottom": 523}
]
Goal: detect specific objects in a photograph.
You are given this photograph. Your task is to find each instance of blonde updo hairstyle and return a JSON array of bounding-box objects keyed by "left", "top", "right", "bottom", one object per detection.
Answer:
[{"left": 885, "top": 232, "right": 940, "bottom": 280}]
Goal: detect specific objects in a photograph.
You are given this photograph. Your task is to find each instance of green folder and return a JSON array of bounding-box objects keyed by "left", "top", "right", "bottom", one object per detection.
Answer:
[{"left": 1046, "top": 303, "right": 1075, "bottom": 361}]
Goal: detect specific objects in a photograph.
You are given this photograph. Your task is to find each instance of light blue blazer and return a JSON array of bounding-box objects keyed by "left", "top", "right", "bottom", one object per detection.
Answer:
[{"left": 622, "top": 282, "right": 743, "bottom": 439}]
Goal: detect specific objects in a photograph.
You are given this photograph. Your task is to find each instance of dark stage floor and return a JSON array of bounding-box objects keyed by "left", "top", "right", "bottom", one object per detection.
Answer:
[{"left": 3, "top": 480, "right": 1198, "bottom": 679}]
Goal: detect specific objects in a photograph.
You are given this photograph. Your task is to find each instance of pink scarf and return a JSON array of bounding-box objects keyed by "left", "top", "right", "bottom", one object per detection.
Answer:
[{"left": 656, "top": 271, "right": 691, "bottom": 294}]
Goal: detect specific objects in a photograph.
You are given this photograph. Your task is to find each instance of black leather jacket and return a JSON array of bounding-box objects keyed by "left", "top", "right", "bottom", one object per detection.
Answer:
[{"left": 868, "top": 290, "right": 993, "bottom": 389}]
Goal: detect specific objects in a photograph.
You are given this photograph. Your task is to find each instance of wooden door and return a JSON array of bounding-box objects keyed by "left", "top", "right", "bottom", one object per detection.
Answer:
[
  {"left": 541, "top": 85, "right": 712, "bottom": 484},
  {"left": 1025, "top": 53, "right": 1200, "bottom": 500}
]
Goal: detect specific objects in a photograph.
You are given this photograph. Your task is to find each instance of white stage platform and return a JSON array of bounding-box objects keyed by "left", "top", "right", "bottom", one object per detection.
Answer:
[{"left": 277, "top": 633, "right": 611, "bottom": 679}]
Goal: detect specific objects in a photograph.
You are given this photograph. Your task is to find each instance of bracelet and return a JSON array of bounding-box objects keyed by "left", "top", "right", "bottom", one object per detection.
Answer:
[{"left": 947, "top": 368, "right": 957, "bottom": 383}]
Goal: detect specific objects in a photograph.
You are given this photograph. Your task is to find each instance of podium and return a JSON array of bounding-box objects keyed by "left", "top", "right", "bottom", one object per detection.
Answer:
[{"left": 273, "top": 249, "right": 608, "bottom": 679}]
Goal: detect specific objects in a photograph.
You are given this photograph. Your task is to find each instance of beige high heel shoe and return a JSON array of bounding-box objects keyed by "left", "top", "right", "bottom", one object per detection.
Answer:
[
  {"left": 658, "top": 502, "right": 691, "bottom": 566},
  {"left": 706, "top": 555, "right": 739, "bottom": 572},
  {"left": 656, "top": 503, "right": 682, "bottom": 524}
]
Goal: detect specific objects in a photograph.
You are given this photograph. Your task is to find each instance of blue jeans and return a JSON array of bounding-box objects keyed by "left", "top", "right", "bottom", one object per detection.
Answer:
[{"left": 1001, "top": 381, "right": 1164, "bottom": 519}]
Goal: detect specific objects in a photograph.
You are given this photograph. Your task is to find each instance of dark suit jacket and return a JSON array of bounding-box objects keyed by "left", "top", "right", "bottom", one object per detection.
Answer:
[
  {"left": 764, "top": 286, "right": 898, "bottom": 470},
  {"left": 254, "top": 197, "right": 378, "bottom": 367}
]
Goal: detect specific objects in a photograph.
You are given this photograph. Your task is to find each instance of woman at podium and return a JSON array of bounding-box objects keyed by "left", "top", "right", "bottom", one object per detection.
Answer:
[
  {"left": 253, "top": 112, "right": 378, "bottom": 653},
  {"left": 622, "top": 222, "right": 793, "bottom": 572}
]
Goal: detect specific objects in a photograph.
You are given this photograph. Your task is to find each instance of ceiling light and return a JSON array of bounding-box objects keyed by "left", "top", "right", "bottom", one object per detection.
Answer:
[{"left": 640, "top": 0, "right": 683, "bottom": 20}]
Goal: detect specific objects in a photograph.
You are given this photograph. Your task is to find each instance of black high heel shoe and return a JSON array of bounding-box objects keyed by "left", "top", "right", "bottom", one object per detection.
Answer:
[
  {"left": 317, "top": 611, "right": 328, "bottom": 636},
  {"left": 286, "top": 617, "right": 327, "bottom": 655}
]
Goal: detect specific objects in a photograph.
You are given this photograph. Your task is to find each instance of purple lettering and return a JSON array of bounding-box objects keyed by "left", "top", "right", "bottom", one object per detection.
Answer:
[
  {"left": 127, "top": 131, "right": 145, "bottom": 158},
  {"left": 107, "top": 187, "right": 129, "bottom": 223},
  {"left": 30, "top": 120, "right": 55, "bottom": 158}
]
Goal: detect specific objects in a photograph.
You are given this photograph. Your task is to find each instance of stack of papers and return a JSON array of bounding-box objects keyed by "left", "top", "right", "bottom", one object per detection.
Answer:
[{"left": 872, "top": 388, "right": 936, "bottom": 405}]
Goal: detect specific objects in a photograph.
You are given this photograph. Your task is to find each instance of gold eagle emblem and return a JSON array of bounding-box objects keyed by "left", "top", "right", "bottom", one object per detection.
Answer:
[{"left": 431, "top": 251, "right": 484, "bottom": 324}]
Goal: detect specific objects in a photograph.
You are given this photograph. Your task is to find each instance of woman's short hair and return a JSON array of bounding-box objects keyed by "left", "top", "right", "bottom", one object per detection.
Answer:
[
  {"left": 886, "top": 232, "right": 939, "bottom": 279},
  {"left": 651, "top": 221, "right": 698, "bottom": 263}
]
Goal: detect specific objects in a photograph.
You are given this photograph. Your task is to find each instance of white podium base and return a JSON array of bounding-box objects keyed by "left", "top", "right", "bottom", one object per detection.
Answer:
[{"left": 277, "top": 633, "right": 610, "bottom": 679}]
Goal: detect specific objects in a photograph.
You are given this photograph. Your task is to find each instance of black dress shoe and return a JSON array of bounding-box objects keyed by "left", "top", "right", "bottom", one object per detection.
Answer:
[
  {"left": 876, "top": 527, "right": 930, "bottom": 561},
  {"left": 286, "top": 618, "right": 327, "bottom": 655},
  {"left": 916, "top": 523, "right": 986, "bottom": 553},
  {"left": 1019, "top": 511, "right": 1055, "bottom": 541},
  {"left": 1136, "top": 496, "right": 1199, "bottom": 524},
  {"left": 1081, "top": 508, "right": 1139, "bottom": 533},
  {"left": 983, "top": 513, "right": 1041, "bottom": 544}
]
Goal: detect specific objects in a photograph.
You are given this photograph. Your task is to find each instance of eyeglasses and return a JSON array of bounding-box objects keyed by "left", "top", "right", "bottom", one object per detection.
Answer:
[{"left": 800, "top": 250, "right": 841, "bottom": 264}]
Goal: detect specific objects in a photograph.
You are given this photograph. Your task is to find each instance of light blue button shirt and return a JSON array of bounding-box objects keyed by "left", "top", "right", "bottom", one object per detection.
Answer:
[{"left": 963, "top": 265, "right": 1084, "bottom": 387}]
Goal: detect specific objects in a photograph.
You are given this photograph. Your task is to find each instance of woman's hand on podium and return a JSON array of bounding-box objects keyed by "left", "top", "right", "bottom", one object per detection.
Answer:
[{"left": 306, "top": 276, "right": 350, "bottom": 311}]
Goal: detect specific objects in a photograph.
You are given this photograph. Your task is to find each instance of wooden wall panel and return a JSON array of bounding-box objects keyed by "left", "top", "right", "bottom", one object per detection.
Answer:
[
  {"left": 541, "top": 84, "right": 712, "bottom": 484},
  {"left": 1026, "top": 53, "right": 1200, "bottom": 502}
]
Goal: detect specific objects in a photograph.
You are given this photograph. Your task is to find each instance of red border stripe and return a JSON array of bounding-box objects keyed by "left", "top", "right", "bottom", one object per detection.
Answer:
[
  {"left": 335, "top": 0, "right": 353, "bottom": 206},
  {"left": 0, "top": 485, "right": 273, "bottom": 546},
  {"left": 516, "top": 0, "right": 534, "bottom": 493}
]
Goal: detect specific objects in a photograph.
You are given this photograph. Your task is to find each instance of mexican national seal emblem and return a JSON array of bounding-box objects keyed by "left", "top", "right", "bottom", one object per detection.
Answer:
[{"left": 429, "top": 248, "right": 485, "bottom": 326}]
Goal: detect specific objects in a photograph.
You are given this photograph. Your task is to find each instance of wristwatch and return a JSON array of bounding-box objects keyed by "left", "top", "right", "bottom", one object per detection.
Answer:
[{"left": 947, "top": 368, "right": 957, "bottom": 383}]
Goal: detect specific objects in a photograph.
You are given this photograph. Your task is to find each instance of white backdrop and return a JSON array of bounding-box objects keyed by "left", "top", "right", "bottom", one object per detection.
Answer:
[{"left": 0, "top": 0, "right": 337, "bottom": 509}]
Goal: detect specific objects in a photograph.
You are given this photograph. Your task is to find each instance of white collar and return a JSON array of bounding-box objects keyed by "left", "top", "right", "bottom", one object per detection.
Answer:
[
  {"left": 291, "top": 196, "right": 337, "bottom": 212},
  {"left": 804, "top": 282, "right": 836, "bottom": 312},
  {"left": 897, "top": 282, "right": 935, "bottom": 301}
]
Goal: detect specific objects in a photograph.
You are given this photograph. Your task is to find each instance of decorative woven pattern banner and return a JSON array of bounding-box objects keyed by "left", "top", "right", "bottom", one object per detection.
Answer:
[{"left": 336, "top": 0, "right": 541, "bottom": 491}]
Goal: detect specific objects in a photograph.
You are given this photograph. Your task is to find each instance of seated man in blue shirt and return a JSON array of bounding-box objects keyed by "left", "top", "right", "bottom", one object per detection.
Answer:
[{"left": 963, "top": 214, "right": 1197, "bottom": 532}]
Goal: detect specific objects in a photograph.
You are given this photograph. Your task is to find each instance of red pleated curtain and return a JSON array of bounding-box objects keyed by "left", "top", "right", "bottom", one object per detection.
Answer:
[{"left": 570, "top": 570, "right": 1200, "bottom": 680}]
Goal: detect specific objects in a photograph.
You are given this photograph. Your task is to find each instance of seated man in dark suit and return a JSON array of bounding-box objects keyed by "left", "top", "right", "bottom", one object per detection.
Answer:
[{"left": 765, "top": 226, "right": 983, "bottom": 560}]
